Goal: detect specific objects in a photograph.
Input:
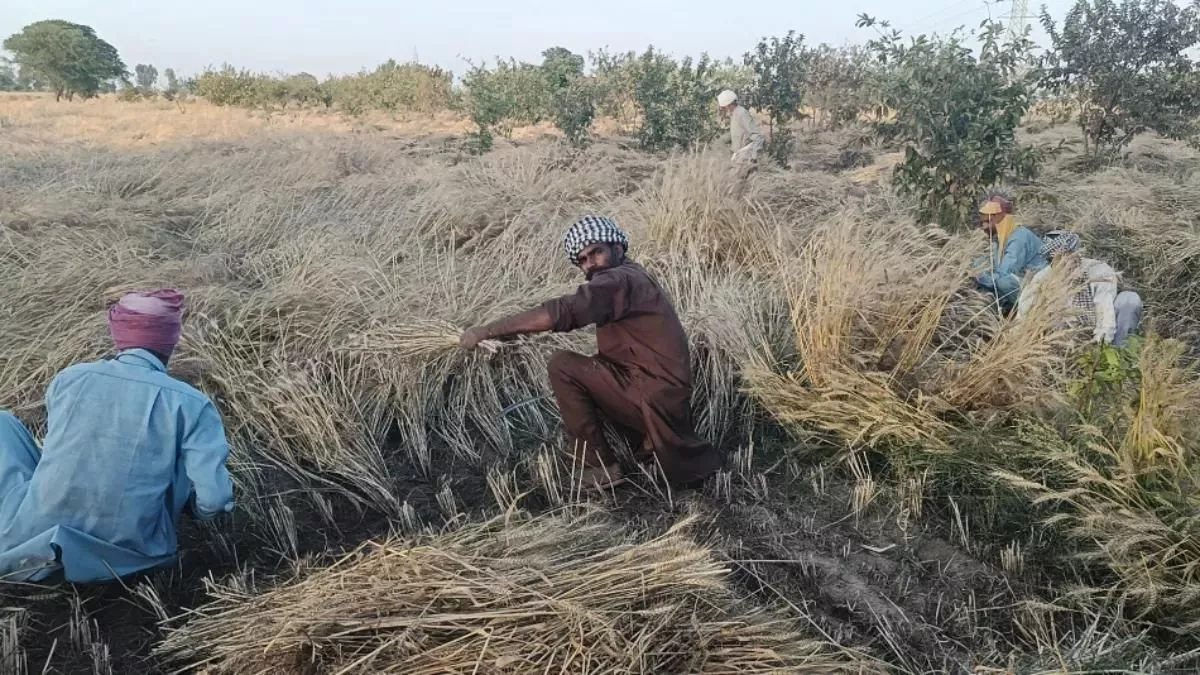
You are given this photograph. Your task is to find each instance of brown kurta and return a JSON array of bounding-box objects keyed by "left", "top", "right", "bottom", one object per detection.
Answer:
[{"left": 542, "top": 261, "right": 721, "bottom": 486}]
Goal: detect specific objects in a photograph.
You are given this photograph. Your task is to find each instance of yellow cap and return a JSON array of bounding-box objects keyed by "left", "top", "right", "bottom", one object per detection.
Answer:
[{"left": 978, "top": 201, "right": 1003, "bottom": 215}]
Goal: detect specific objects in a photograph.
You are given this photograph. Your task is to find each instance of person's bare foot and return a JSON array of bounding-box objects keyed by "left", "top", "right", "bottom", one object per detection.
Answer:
[{"left": 578, "top": 463, "right": 627, "bottom": 491}]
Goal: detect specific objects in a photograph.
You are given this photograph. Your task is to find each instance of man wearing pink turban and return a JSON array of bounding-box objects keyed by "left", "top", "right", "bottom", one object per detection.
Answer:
[{"left": 0, "top": 290, "right": 234, "bottom": 583}]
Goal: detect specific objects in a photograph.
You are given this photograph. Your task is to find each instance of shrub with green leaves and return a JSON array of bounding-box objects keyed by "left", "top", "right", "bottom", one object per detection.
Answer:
[
  {"left": 744, "top": 31, "right": 807, "bottom": 166},
  {"left": 859, "top": 17, "right": 1050, "bottom": 229},
  {"left": 1041, "top": 0, "right": 1200, "bottom": 162},
  {"left": 358, "top": 60, "right": 453, "bottom": 114},
  {"left": 632, "top": 48, "right": 719, "bottom": 152},
  {"left": 195, "top": 65, "right": 263, "bottom": 107},
  {"left": 540, "top": 47, "right": 594, "bottom": 147},
  {"left": 806, "top": 45, "right": 872, "bottom": 129},
  {"left": 589, "top": 49, "right": 639, "bottom": 126},
  {"left": 462, "top": 58, "right": 550, "bottom": 150}
]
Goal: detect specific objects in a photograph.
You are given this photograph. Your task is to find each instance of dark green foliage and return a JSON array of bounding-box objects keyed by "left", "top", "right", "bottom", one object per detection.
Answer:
[
  {"left": 859, "top": 17, "right": 1051, "bottom": 229},
  {"left": 134, "top": 63, "right": 158, "bottom": 94},
  {"left": 541, "top": 47, "right": 594, "bottom": 147},
  {"left": 3, "top": 20, "right": 126, "bottom": 101},
  {"left": 0, "top": 57, "right": 22, "bottom": 91},
  {"left": 1041, "top": 0, "right": 1200, "bottom": 161},
  {"left": 632, "top": 47, "right": 719, "bottom": 152},
  {"left": 745, "top": 31, "right": 807, "bottom": 165},
  {"left": 462, "top": 58, "right": 550, "bottom": 148}
]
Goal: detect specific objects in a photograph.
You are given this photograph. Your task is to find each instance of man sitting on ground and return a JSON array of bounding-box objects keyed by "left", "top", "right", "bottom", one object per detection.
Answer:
[
  {"left": 972, "top": 195, "right": 1048, "bottom": 315},
  {"left": 1017, "top": 231, "right": 1144, "bottom": 347},
  {"left": 459, "top": 216, "right": 722, "bottom": 490},
  {"left": 0, "top": 289, "right": 234, "bottom": 583}
]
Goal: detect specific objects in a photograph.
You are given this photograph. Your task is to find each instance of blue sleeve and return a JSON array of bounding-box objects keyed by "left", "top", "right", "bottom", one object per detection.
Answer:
[
  {"left": 995, "top": 233, "right": 1033, "bottom": 278},
  {"left": 184, "top": 401, "right": 234, "bottom": 520}
]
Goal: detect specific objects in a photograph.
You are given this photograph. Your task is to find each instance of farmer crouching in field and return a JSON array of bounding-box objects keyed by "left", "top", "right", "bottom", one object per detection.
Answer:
[
  {"left": 0, "top": 290, "right": 234, "bottom": 583},
  {"left": 1017, "top": 231, "right": 1144, "bottom": 347},
  {"left": 459, "top": 216, "right": 722, "bottom": 490},
  {"left": 717, "top": 90, "right": 765, "bottom": 173},
  {"left": 971, "top": 195, "right": 1047, "bottom": 316}
]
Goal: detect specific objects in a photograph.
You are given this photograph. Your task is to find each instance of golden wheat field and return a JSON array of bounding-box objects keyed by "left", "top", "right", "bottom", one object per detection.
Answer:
[{"left": 2, "top": 93, "right": 1200, "bottom": 674}]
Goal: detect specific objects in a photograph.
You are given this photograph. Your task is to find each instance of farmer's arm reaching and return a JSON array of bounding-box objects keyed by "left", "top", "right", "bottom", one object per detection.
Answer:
[
  {"left": 459, "top": 271, "right": 627, "bottom": 350},
  {"left": 460, "top": 307, "right": 553, "bottom": 349}
]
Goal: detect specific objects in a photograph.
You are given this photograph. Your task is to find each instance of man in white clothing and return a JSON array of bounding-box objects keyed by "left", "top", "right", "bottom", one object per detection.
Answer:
[
  {"left": 717, "top": 90, "right": 765, "bottom": 167},
  {"left": 1016, "top": 231, "right": 1143, "bottom": 347}
]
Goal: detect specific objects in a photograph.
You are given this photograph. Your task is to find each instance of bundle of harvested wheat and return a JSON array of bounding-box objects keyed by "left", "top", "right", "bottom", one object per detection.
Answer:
[{"left": 157, "top": 508, "right": 872, "bottom": 674}]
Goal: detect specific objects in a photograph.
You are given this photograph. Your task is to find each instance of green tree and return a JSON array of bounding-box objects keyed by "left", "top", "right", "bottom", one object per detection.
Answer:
[
  {"left": 858, "top": 17, "right": 1051, "bottom": 229},
  {"left": 541, "top": 47, "right": 594, "bottom": 146},
  {"left": 163, "top": 68, "right": 184, "bottom": 101},
  {"left": 589, "top": 48, "right": 638, "bottom": 126},
  {"left": 632, "top": 47, "right": 720, "bottom": 152},
  {"left": 1041, "top": 0, "right": 1200, "bottom": 161},
  {"left": 3, "top": 20, "right": 126, "bottom": 101},
  {"left": 0, "top": 58, "right": 18, "bottom": 91},
  {"left": 744, "top": 31, "right": 807, "bottom": 166},
  {"left": 135, "top": 63, "right": 158, "bottom": 94},
  {"left": 462, "top": 58, "right": 550, "bottom": 150},
  {"left": 541, "top": 46, "right": 584, "bottom": 89},
  {"left": 285, "top": 72, "right": 321, "bottom": 107},
  {"left": 805, "top": 44, "right": 872, "bottom": 129},
  {"left": 195, "top": 65, "right": 261, "bottom": 106}
]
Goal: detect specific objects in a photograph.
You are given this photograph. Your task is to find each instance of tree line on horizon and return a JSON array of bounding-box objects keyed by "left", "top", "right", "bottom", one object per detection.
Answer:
[{"left": 5, "top": 0, "right": 1200, "bottom": 228}]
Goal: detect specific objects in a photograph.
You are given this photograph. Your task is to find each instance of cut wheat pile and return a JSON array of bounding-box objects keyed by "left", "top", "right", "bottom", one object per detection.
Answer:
[{"left": 157, "top": 508, "right": 872, "bottom": 674}]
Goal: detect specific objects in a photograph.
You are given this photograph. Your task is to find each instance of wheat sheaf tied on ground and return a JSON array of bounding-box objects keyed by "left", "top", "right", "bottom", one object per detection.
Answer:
[{"left": 156, "top": 508, "right": 872, "bottom": 674}]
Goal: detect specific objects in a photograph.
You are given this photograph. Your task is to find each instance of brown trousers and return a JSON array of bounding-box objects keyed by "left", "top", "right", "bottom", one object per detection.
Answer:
[{"left": 547, "top": 350, "right": 722, "bottom": 486}]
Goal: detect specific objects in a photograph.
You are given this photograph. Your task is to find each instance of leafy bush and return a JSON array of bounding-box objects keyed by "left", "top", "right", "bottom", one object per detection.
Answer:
[
  {"left": 541, "top": 47, "right": 594, "bottom": 147},
  {"left": 859, "top": 17, "right": 1050, "bottom": 229},
  {"left": 462, "top": 58, "right": 550, "bottom": 149},
  {"left": 357, "top": 60, "right": 453, "bottom": 114},
  {"left": 745, "top": 31, "right": 807, "bottom": 166},
  {"left": 589, "top": 48, "right": 639, "bottom": 127},
  {"left": 195, "top": 65, "right": 263, "bottom": 107},
  {"left": 806, "top": 45, "right": 872, "bottom": 129},
  {"left": 116, "top": 83, "right": 142, "bottom": 102},
  {"left": 1041, "top": 0, "right": 1200, "bottom": 161},
  {"left": 195, "top": 61, "right": 452, "bottom": 115},
  {"left": 632, "top": 48, "right": 720, "bottom": 152}
]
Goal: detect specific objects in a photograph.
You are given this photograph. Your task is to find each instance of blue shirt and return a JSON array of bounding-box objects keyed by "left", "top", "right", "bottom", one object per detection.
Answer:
[
  {"left": 0, "top": 349, "right": 233, "bottom": 582},
  {"left": 975, "top": 225, "right": 1049, "bottom": 297}
]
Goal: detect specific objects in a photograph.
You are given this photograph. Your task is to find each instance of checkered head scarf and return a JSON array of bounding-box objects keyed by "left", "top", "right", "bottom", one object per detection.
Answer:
[
  {"left": 562, "top": 215, "right": 630, "bottom": 265},
  {"left": 1041, "top": 230, "right": 1082, "bottom": 259}
]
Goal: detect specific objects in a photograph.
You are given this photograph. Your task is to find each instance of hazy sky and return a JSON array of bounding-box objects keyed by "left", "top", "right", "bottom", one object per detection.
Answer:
[{"left": 3, "top": 0, "right": 1075, "bottom": 78}]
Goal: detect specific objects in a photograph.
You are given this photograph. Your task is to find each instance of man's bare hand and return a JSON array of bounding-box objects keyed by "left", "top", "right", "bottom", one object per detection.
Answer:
[{"left": 459, "top": 326, "right": 490, "bottom": 350}]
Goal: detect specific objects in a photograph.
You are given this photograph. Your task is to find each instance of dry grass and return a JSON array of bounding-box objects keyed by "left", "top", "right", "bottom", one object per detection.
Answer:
[
  {"left": 997, "top": 335, "right": 1200, "bottom": 632},
  {"left": 3, "top": 99, "right": 1200, "bottom": 671},
  {"left": 156, "top": 508, "right": 873, "bottom": 674}
]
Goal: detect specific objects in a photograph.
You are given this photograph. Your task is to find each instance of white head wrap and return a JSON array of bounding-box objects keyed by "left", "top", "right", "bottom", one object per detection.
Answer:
[{"left": 717, "top": 90, "right": 737, "bottom": 107}]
